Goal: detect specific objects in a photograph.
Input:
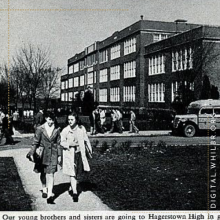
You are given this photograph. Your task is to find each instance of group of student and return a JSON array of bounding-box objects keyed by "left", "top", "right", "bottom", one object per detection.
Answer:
[{"left": 90, "top": 104, "right": 139, "bottom": 135}]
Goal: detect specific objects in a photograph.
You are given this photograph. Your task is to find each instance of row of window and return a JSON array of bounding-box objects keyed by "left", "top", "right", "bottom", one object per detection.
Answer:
[
  {"left": 124, "top": 37, "right": 136, "bottom": 55},
  {"left": 171, "top": 81, "right": 194, "bottom": 102},
  {"left": 64, "top": 62, "right": 136, "bottom": 88},
  {"left": 110, "top": 65, "right": 120, "bottom": 81},
  {"left": 62, "top": 81, "right": 195, "bottom": 103},
  {"left": 68, "top": 37, "right": 137, "bottom": 72},
  {"left": 148, "top": 83, "right": 165, "bottom": 102},
  {"left": 172, "top": 47, "right": 193, "bottom": 72},
  {"left": 69, "top": 47, "right": 193, "bottom": 77},
  {"left": 124, "top": 61, "right": 136, "bottom": 78},
  {"left": 153, "top": 34, "right": 168, "bottom": 42},
  {"left": 61, "top": 86, "right": 136, "bottom": 103},
  {"left": 68, "top": 33, "right": 169, "bottom": 73},
  {"left": 111, "top": 44, "right": 120, "bottom": 60},
  {"left": 148, "top": 54, "right": 165, "bottom": 75}
]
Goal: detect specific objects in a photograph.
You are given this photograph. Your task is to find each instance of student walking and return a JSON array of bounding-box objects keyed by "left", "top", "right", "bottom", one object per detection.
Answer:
[
  {"left": 34, "top": 107, "right": 44, "bottom": 131},
  {"left": 60, "top": 112, "right": 92, "bottom": 202},
  {"left": 26, "top": 111, "right": 62, "bottom": 204},
  {"left": 2, "top": 113, "right": 15, "bottom": 145},
  {"left": 129, "top": 110, "right": 139, "bottom": 134}
]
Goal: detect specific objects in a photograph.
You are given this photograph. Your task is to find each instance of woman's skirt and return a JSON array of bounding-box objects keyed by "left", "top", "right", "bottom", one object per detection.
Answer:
[{"left": 34, "top": 160, "right": 57, "bottom": 174}]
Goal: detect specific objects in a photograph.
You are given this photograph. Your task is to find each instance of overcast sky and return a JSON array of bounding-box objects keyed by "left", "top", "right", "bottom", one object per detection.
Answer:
[{"left": 1, "top": 0, "right": 220, "bottom": 73}]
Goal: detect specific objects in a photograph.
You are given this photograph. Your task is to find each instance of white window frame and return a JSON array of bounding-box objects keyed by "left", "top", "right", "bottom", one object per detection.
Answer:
[
  {"left": 100, "top": 69, "right": 108, "bottom": 83},
  {"left": 80, "top": 75, "right": 85, "bottom": 86}
]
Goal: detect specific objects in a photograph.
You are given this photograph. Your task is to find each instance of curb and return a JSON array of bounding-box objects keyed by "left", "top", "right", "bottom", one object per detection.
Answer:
[{"left": 88, "top": 132, "right": 171, "bottom": 138}]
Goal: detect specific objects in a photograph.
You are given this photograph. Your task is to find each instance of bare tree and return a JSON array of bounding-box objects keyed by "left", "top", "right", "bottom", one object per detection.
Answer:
[
  {"left": 11, "top": 44, "right": 62, "bottom": 112},
  {"left": 0, "top": 64, "right": 16, "bottom": 111},
  {"left": 38, "top": 67, "right": 62, "bottom": 110}
]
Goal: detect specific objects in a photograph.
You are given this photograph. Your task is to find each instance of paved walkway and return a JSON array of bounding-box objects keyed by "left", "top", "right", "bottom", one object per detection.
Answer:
[{"left": 0, "top": 148, "right": 111, "bottom": 211}]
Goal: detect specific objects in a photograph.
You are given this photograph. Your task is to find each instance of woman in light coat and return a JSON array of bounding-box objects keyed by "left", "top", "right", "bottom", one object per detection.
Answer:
[
  {"left": 60, "top": 112, "right": 92, "bottom": 202},
  {"left": 27, "top": 111, "right": 61, "bottom": 204}
]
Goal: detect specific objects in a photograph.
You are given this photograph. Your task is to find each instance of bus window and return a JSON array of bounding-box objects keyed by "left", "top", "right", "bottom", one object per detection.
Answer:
[{"left": 200, "top": 108, "right": 213, "bottom": 114}]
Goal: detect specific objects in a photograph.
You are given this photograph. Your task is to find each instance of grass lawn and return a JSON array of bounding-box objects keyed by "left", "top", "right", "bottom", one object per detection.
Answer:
[
  {"left": 0, "top": 157, "right": 32, "bottom": 211},
  {"left": 87, "top": 141, "right": 220, "bottom": 210}
]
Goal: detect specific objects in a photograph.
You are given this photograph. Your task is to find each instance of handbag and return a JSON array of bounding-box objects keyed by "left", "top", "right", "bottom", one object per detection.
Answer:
[
  {"left": 26, "top": 146, "right": 44, "bottom": 163},
  {"left": 34, "top": 146, "right": 44, "bottom": 161}
]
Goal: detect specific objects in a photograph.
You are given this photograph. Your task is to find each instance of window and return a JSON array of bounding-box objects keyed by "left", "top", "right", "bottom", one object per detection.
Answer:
[
  {"left": 153, "top": 33, "right": 168, "bottom": 42},
  {"left": 65, "top": 81, "right": 68, "bottom": 89},
  {"left": 79, "top": 60, "right": 84, "bottom": 70},
  {"left": 99, "top": 50, "right": 108, "bottom": 63},
  {"left": 148, "top": 54, "right": 165, "bottom": 75},
  {"left": 200, "top": 108, "right": 213, "bottom": 115},
  {"left": 110, "top": 65, "right": 120, "bottom": 81},
  {"left": 100, "top": 69, "right": 108, "bottom": 83},
  {"left": 124, "top": 37, "right": 136, "bottom": 55},
  {"left": 87, "top": 72, "right": 94, "bottom": 85},
  {"left": 61, "top": 93, "right": 68, "bottom": 101},
  {"left": 74, "top": 77, "right": 79, "bottom": 87},
  {"left": 61, "top": 93, "right": 65, "bottom": 101},
  {"left": 73, "top": 63, "right": 79, "bottom": 73},
  {"left": 172, "top": 47, "right": 193, "bottom": 72},
  {"left": 61, "top": 81, "right": 65, "bottom": 90},
  {"left": 110, "top": 87, "right": 120, "bottom": 102},
  {"left": 80, "top": 75, "right": 84, "bottom": 86},
  {"left": 148, "top": 83, "right": 165, "bottom": 102},
  {"left": 123, "top": 86, "right": 135, "bottom": 102},
  {"left": 69, "top": 78, "right": 73, "bottom": 88},
  {"left": 94, "top": 71, "right": 96, "bottom": 83},
  {"left": 86, "top": 54, "right": 96, "bottom": 67},
  {"left": 69, "top": 65, "right": 73, "bottom": 74},
  {"left": 68, "top": 92, "right": 73, "bottom": 101},
  {"left": 124, "top": 61, "right": 136, "bottom": 78},
  {"left": 110, "top": 44, "right": 120, "bottom": 60},
  {"left": 73, "top": 91, "right": 78, "bottom": 100},
  {"left": 171, "top": 81, "right": 194, "bottom": 102},
  {"left": 99, "top": 89, "right": 107, "bottom": 102},
  {"left": 214, "top": 108, "right": 220, "bottom": 114}
]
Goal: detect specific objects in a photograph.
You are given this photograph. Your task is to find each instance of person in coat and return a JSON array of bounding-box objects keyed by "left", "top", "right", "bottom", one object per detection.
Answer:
[
  {"left": 60, "top": 112, "right": 92, "bottom": 202},
  {"left": 34, "top": 107, "right": 44, "bottom": 131},
  {"left": 27, "top": 111, "right": 61, "bottom": 204}
]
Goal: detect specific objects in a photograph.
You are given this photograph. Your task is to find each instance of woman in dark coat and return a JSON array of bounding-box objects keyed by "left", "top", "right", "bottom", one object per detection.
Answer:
[
  {"left": 27, "top": 111, "right": 61, "bottom": 204},
  {"left": 2, "top": 113, "right": 14, "bottom": 145}
]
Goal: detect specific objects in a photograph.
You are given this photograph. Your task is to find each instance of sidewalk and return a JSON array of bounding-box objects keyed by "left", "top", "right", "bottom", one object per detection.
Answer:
[{"left": 0, "top": 148, "right": 111, "bottom": 211}]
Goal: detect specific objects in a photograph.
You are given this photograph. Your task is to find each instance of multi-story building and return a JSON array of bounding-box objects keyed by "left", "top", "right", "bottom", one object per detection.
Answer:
[
  {"left": 61, "top": 17, "right": 199, "bottom": 110},
  {"left": 145, "top": 25, "right": 220, "bottom": 109}
]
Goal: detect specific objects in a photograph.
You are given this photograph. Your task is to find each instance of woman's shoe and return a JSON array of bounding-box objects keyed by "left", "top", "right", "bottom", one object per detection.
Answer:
[
  {"left": 72, "top": 193, "right": 78, "bottom": 202},
  {"left": 47, "top": 196, "right": 55, "bottom": 204},
  {"left": 42, "top": 192, "right": 47, "bottom": 198}
]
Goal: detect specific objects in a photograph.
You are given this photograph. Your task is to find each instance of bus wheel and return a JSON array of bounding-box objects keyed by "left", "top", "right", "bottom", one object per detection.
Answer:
[{"left": 183, "top": 124, "right": 196, "bottom": 137}]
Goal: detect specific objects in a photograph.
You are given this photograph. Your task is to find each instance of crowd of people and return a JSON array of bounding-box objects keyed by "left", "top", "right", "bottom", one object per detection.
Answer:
[
  {"left": 0, "top": 105, "right": 140, "bottom": 146},
  {"left": 90, "top": 104, "right": 139, "bottom": 135}
]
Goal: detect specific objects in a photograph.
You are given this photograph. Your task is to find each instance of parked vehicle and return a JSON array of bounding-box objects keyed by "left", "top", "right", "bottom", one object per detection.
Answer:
[{"left": 172, "top": 99, "right": 220, "bottom": 137}]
